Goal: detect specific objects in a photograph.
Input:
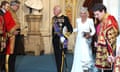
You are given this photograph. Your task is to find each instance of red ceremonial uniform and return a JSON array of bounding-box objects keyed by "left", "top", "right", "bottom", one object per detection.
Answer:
[
  {"left": 95, "top": 14, "right": 119, "bottom": 70},
  {"left": 0, "top": 15, "right": 4, "bottom": 34},
  {"left": 3, "top": 11, "right": 16, "bottom": 54}
]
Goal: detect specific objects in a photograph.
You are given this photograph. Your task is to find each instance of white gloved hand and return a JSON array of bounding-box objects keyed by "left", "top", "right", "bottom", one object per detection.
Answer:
[
  {"left": 73, "top": 28, "right": 77, "bottom": 32},
  {"left": 107, "top": 55, "right": 115, "bottom": 63},
  {"left": 60, "top": 36, "right": 65, "bottom": 43}
]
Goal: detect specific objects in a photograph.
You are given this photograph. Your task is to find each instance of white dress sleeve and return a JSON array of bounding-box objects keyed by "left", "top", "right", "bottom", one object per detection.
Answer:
[
  {"left": 73, "top": 18, "right": 79, "bottom": 32},
  {"left": 89, "top": 19, "right": 95, "bottom": 36},
  {"left": 116, "top": 35, "right": 120, "bottom": 56},
  {"left": 73, "top": 28, "right": 78, "bottom": 32}
]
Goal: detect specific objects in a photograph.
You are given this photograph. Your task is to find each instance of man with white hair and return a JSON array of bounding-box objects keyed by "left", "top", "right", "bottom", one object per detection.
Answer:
[{"left": 52, "top": 5, "right": 73, "bottom": 72}]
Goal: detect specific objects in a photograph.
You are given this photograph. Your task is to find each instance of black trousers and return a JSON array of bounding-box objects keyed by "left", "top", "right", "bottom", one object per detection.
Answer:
[
  {"left": 8, "top": 54, "right": 16, "bottom": 72},
  {"left": 0, "top": 47, "right": 6, "bottom": 72},
  {"left": 104, "top": 70, "right": 112, "bottom": 72},
  {"left": 0, "top": 54, "right": 5, "bottom": 72},
  {"left": 0, "top": 54, "right": 16, "bottom": 72},
  {"left": 14, "top": 34, "right": 25, "bottom": 55},
  {"left": 53, "top": 35, "right": 62, "bottom": 72}
]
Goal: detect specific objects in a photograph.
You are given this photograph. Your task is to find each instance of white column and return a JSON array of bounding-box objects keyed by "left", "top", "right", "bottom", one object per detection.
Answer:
[
  {"left": 118, "top": 0, "right": 120, "bottom": 30},
  {"left": 103, "top": 0, "right": 119, "bottom": 21}
]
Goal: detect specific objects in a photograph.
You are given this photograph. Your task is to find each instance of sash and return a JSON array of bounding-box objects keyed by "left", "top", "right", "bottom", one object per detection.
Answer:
[
  {"left": 53, "top": 21, "right": 61, "bottom": 36},
  {"left": 63, "top": 39, "right": 68, "bottom": 48},
  {"left": 53, "top": 20, "right": 68, "bottom": 48}
]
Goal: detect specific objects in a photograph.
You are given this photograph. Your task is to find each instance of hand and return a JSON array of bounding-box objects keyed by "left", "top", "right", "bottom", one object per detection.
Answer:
[
  {"left": 14, "top": 31, "right": 19, "bottom": 35},
  {"left": 60, "top": 36, "right": 65, "bottom": 43},
  {"left": 84, "top": 34, "right": 91, "bottom": 39},
  {"left": 83, "top": 32, "right": 91, "bottom": 39},
  {"left": 107, "top": 55, "right": 115, "bottom": 63},
  {"left": 94, "top": 42, "right": 98, "bottom": 47},
  {"left": 85, "top": 34, "right": 91, "bottom": 39},
  {"left": 1, "top": 42, "right": 6, "bottom": 48}
]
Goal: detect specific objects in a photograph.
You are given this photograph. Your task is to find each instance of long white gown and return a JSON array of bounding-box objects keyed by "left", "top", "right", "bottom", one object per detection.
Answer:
[{"left": 71, "top": 18, "right": 95, "bottom": 72}]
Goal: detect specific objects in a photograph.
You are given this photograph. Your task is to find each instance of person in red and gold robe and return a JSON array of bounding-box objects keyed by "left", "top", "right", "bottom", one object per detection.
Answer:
[
  {"left": 92, "top": 3, "right": 119, "bottom": 72},
  {"left": 3, "top": 8, "right": 16, "bottom": 55}
]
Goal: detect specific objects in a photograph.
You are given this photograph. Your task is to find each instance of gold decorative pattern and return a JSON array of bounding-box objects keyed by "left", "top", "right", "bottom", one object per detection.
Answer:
[
  {"left": 114, "top": 56, "right": 120, "bottom": 72},
  {"left": 64, "top": 0, "right": 76, "bottom": 27}
]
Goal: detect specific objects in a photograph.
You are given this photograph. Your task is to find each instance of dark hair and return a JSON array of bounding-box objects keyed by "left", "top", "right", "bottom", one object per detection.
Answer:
[
  {"left": 0, "top": 1, "right": 9, "bottom": 7},
  {"left": 91, "top": 3, "right": 107, "bottom": 13},
  {"left": 10, "top": 0, "right": 20, "bottom": 6}
]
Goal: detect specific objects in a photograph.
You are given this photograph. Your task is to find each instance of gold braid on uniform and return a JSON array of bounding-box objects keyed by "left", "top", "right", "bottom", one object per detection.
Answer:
[
  {"left": 0, "top": 37, "right": 6, "bottom": 52},
  {"left": 61, "top": 51, "right": 65, "bottom": 72},
  {"left": 64, "top": 32, "right": 71, "bottom": 38},
  {"left": 5, "top": 54, "right": 10, "bottom": 72}
]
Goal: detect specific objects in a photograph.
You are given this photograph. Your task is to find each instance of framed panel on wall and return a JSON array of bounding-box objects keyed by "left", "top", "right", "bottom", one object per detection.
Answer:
[{"left": 64, "top": 0, "right": 77, "bottom": 27}]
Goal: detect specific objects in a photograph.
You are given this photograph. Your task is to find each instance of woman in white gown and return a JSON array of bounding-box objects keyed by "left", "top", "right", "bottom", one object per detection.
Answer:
[{"left": 71, "top": 7, "right": 95, "bottom": 72}]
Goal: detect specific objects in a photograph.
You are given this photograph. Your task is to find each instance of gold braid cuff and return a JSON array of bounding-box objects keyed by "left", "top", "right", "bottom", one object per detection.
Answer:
[
  {"left": 64, "top": 32, "right": 71, "bottom": 38},
  {"left": 0, "top": 36, "right": 7, "bottom": 42},
  {"left": 7, "top": 25, "right": 17, "bottom": 37}
]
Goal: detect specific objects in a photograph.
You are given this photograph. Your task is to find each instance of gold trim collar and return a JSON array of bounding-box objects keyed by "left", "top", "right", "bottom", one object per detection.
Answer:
[{"left": 101, "top": 13, "right": 109, "bottom": 22}]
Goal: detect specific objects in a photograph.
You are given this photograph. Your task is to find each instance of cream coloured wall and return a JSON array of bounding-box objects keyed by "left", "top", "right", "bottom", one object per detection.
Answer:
[
  {"left": 20, "top": 0, "right": 79, "bottom": 54},
  {"left": 103, "top": 0, "right": 119, "bottom": 21},
  {"left": 0, "top": 0, "right": 85, "bottom": 55},
  {"left": 103, "top": 0, "right": 120, "bottom": 31}
]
